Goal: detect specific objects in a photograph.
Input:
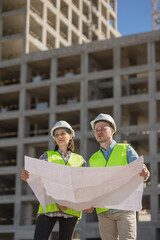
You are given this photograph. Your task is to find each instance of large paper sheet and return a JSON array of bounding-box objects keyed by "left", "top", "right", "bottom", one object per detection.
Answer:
[{"left": 25, "top": 156, "right": 144, "bottom": 212}]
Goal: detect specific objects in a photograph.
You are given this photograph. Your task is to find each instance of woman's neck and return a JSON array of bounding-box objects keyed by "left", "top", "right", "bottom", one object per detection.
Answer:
[{"left": 58, "top": 147, "right": 68, "bottom": 156}]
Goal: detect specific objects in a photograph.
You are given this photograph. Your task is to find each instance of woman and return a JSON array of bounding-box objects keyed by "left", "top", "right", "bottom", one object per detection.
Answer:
[{"left": 21, "top": 121, "right": 86, "bottom": 240}]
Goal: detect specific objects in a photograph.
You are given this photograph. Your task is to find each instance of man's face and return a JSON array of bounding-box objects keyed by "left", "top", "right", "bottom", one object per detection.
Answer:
[{"left": 94, "top": 121, "right": 114, "bottom": 144}]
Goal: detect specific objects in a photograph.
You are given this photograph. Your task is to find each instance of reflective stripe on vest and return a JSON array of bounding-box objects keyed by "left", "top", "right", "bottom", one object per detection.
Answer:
[
  {"left": 89, "top": 144, "right": 129, "bottom": 215},
  {"left": 38, "top": 151, "right": 84, "bottom": 219}
]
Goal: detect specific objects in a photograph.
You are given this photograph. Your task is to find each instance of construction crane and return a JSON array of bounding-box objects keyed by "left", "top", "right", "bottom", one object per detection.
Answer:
[{"left": 152, "top": 0, "right": 160, "bottom": 30}]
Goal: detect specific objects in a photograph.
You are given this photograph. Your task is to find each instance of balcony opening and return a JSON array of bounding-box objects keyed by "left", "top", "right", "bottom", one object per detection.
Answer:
[
  {"left": 82, "top": 21, "right": 89, "bottom": 39},
  {"left": 48, "top": 0, "right": 57, "bottom": 7},
  {"left": 92, "top": 0, "right": 98, "bottom": 9},
  {"left": 87, "top": 138, "right": 100, "bottom": 163},
  {"left": 20, "top": 201, "right": 38, "bottom": 225},
  {"left": 47, "top": 9, "right": 56, "bottom": 30},
  {"left": 156, "top": 70, "right": 160, "bottom": 91},
  {"left": 138, "top": 195, "right": 151, "bottom": 222},
  {"left": 92, "top": 12, "right": 98, "bottom": 29},
  {"left": 101, "top": 4, "right": 107, "bottom": 19},
  {"left": 26, "top": 87, "right": 49, "bottom": 110},
  {"left": 101, "top": 22, "right": 107, "bottom": 38},
  {"left": 29, "top": 41, "right": 41, "bottom": 53},
  {"left": 0, "top": 65, "right": 20, "bottom": 86},
  {"left": 30, "top": 16, "right": 42, "bottom": 42},
  {"left": 0, "top": 119, "right": 18, "bottom": 139},
  {"left": 3, "top": 12, "right": 24, "bottom": 36},
  {"left": 30, "top": 0, "right": 43, "bottom": 18},
  {"left": 83, "top": 2, "right": 89, "bottom": 18},
  {"left": 110, "top": 31, "right": 116, "bottom": 39},
  {"left": 60, "top": 20, "right": 68, "bottom": 41},
  {"left": 92, "top": 32, "right": 98, "bottom": 41},
  {"left": 0, "top": 146, "right": 17, "bottom": 167},
  {"left": 25, "top": 114, "right": 49, "bottom": 137},
  {"left": 57, "top": 55, "right": 81, "bottom": 77},
  {"left": 25, "top": 142, "right": 48, "bottom": 160},
  {"left": 121, "top": 44, "right": 147, "bottom": 67},
  {"left": 72, "top": 31, "right": 79, "bottom": 45},
  {"left": 158, "top": 163, "right": 160, "bottom": 187},
  {"left": 121, "top": 102, "right": 148, "bottom": 127},
  {"left": 21, "top": 181, "right": 34, "bottom": 196},
  {"left": 155, "top": 41, "right": 160, "bottom": 62},
  {"left": 2, "top": 39, "right": 22, "bottom": 60},
  {"left": 88, "top": 78, "right": 113, "bottom": 101},
  {"left": 109, "top": 13, "right": 115, "bottom": 28},
  {"left": 57, "top": 82, "right": 80, "bottom": 105},
  {"left": 89, "top": 49, "right": 113, "bottom": 72},
  {"left": 0, "top": 175, "right": 15, "bottom": 195},
  {"left": 157, "top": 100, "right": 160, "bottom": 123},
  {"left": 56, "top": 111, "right": 80, "bottom": 131},
  {"left": 0, "top": 233, "right": 14, "bottom": 240},
  {"left": 0, "top": 203, "right": 14, "bottom": 225},
  {"left": 72, "top": 11, "right": 79, "bottom": 29},
  {"left": 121, "top": 131, "right": 149, "bottom": 156},
  {"left": 2, "top": 0, "right": 25, "bottom": 12},
  {"left": 0, "top": 92, "right": 19, "bottom": 113},
  {"left": 88, "top": 107, "right": 113, "bottom": 131},
  {"left": 27, "top": 59, "right": 50, "bottom": 83},
  {"left": 60, "top": 1, "right": 68, "bottom": 19},
  {"left": 121, "top": 72, "right": 148, "bottom": 96},
  {"left": 47, "top": 31, "right": 56, "bottom": 49},
  {"left": 72, "top": 0, "right": 79, "bottom": 9},
  {"left": 109, "top": 0, "right": 115, "bottom": 10},
  {"left": 74, "top": 139, "right": 80, "bottom": 154},
  {"left": 159, "top": 195, "right": 160, "bottom": 219},
  {"left": 158, "top": 133, "right": 160, "bottom": 153}
]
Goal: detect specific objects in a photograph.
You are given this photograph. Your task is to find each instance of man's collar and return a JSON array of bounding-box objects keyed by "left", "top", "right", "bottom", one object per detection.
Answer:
[{"left": 100, "top": 140, "right": 116, "bottom": 151}]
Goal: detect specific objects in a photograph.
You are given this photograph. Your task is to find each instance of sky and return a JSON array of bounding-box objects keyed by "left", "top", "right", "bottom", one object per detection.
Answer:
[{"left": 117, "top": 0, "right": 152, "bottom": 36}]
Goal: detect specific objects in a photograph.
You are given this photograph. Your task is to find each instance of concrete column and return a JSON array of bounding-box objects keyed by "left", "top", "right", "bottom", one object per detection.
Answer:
[
  {"left": 148, "top": 41, "right": 155, "bottom": 65},
  {"left": 88, "top": 2, "right": 93, "bottom": 41},
  {"left": 151, "top": 185, "right": 159, "bottom": 222},
  {"left": 0, "top": 17, "right": 2, "bottom": 37},
  {"left": 148, "top": 71, "right": 156, "bottom": 126},
  {"left": 113, "top": 46, "right": 121, "bottom": 135},
  {"left": 81, "top": 50, "right": 88, "bottom": 132},
  {"left": 49, "top": 57, "right": 57, "bottom": 150},
  {"left": 42, "top": 1, "right": 47, "bottom": 45},
  {"left": 68, "top": 4, "right": 72, "bottom": 45},
  {"left": 56, "top": 0, "right": 60, "bottom": 48},
  {"left": 14, "top": 142, "right": 24, "bottom": 228},
  {"left": 149, "top": 130, "right": 157, "bottom": 156},
  {"left": 78, "top": 0, "right": 82, "bottom": 44},
  {"left": 25, "top": 0, "right": 30, "bottom": 53},
  {"left": 80, "top": 51, "right": 88, "bottom": 158}
]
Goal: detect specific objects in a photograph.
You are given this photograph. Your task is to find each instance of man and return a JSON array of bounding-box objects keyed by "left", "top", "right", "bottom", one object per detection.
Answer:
[{"left": 87, "top": 113, "right": 149, "bottom": 240}]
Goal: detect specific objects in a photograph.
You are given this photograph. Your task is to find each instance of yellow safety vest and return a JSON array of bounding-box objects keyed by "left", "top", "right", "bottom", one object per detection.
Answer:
[
  {"left": 38, "top": 151, "right": 84, "bottom": 219},
  {"left": 89, "top": 144, "right": 129, "bottom": 215}
]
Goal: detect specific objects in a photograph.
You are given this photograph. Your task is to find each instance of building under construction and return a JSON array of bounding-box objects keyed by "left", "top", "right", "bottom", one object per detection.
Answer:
[{"left": 0, "top": 0, "right": 160, "bottom": 240}]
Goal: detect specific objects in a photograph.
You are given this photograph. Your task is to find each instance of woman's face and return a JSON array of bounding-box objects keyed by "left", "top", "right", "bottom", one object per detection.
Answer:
[{"left": 54, "top": 128, "right": 72, "bottom": 147}]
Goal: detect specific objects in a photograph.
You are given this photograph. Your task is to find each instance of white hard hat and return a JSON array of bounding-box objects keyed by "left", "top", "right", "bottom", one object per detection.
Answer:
[
  {"left": 51, "top": 121, "right": 75, "bottom": 139},
  {"left": 90, "top": 113, "right": 117, "bottom": 132}
]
